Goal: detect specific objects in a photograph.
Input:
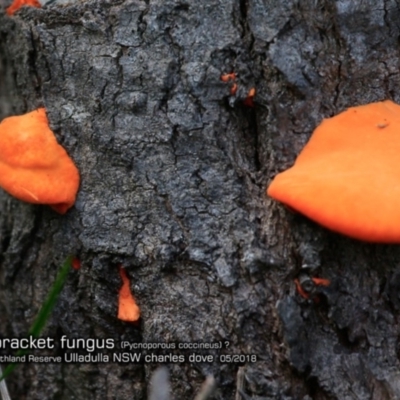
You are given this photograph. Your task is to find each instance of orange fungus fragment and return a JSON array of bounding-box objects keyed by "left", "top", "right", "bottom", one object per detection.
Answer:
[
  {"left": 312, "top": 277, "right": 331, "bottom": 287},
  {"left": 0, "top": 108, "right": 79, "bottom": 214},
  {"left": 294, "top": 279, "right": 309, "bottom": 299},
  {"left": 267, "top": 100, "right": 400, "bottom": 243},
  {"left": 118, "top": 266, "right": 140, "bottom": 322},
  {"left": 220, "top": 73, "right": 236, "bottom": 82},
  {"left": 230, "top": 83, "right": 238, "bottom": 95},
  {"left": 72, "top": 258, "right": 81, "bottom": 270},
  {"left": 243, "top": 88, "right": 255, "bottom": 107},
  {"left": 6, "top": 0, "right": 41, "bottom": 16}
]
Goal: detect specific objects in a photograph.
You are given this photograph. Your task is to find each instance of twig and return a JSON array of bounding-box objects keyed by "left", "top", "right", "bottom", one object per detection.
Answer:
[
  {"left": 148, "top": 367, "right": 170, "bottom": 400},
  {"left": 235, "top": 366, "right": 245, "bottom": 400},
  {"left": 0, "top": 365, "right": 10, "bottom": 400},
  {"left": 0, "top": 255, "right": 72, "bottom": 381},
  {"left": 194, "top": 376, "right": 216, "bottom": 400}
]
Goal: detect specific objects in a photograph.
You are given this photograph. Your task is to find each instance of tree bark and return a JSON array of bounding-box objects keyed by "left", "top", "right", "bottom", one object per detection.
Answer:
[{"left": 1, "top": 0, "right": 400, "bottom": 399}]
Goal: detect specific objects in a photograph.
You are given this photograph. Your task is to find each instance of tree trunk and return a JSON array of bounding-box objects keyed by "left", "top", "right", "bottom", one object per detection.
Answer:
[{"left": 1, "top": 0, "right": 400, "bottom": 399}]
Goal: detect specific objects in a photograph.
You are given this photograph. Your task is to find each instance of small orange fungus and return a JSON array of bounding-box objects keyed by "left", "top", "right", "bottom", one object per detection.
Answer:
[
  {"left": 0, "top": 108, "right": 79, "bottom": 214},
  {"left": 312, "top": 277, "right": 330, "bottom": 287},
  {"left": 294, "top": 277, "right": 330, "bottom": 300},
  {"left": 243, "top": 88, "right": 255, "bottom": 107},
  {"left": 267, "top": 100, "right": 400, "bottom": 242},
  {"left": 294, "top": 279, "right": 309, "bottom": 299},
  {"left": 220, "top": 73, "right": 236, "bottom": 82},
  {"left": 230, "top": 83, "right": 238, "bottom": 95},
  {"left": 6, "top": 0, "right": 41, "bottom": 15},
  {"left": 118, "top": 266, "right": 140, "bottom": 322},
  {"left": 221, "top": 73, "right": 238, "bottom": 96},
  {"left": 72, "top": 258, "right": 81, "bottom": 270}
]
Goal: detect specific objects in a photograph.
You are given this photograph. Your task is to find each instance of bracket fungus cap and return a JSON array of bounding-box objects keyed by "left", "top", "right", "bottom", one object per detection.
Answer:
[
  {"left": 118, "top": 266, "right": 140, "bottom": 322},
  {"left": 0, "top": 108, "right": 79, "bottom": 214},
  {"left": 6, "top": 0, "right": 41, "bottom": 15},
  {"left": 267, "top": 100, "right": 400, "bottom": 243}
]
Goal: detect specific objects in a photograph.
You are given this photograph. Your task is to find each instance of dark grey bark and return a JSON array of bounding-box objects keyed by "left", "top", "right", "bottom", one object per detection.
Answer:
[{"left": 1, "top": 0, "right": 400, "bottom": 399}]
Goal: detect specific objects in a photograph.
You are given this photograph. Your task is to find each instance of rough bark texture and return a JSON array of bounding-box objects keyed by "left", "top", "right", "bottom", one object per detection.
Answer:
[{"left": 1, "top": 0, "right": 400, "bottom": 399}]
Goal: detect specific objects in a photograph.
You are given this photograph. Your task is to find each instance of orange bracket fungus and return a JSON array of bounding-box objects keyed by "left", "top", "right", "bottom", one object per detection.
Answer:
[
  {"left": 118, "top": 266, "right": 140, "bottom": 322},
  {"left": 0, "top": 108, "right": 79, "bottom": 214},
  {"left": 6, "top": 0, "right": 41, "bottom": 15},
  {"left": 267, "top": 100, "right": 400, "bottom": 243}
]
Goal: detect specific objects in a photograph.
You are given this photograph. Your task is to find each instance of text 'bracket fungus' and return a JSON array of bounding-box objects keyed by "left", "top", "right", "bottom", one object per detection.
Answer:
[
  {"left": 0, "top": 108, "right": 79, "bottom": 214},
  {"left": 267, "top": 100, "right": 400, "bottom": 243}
]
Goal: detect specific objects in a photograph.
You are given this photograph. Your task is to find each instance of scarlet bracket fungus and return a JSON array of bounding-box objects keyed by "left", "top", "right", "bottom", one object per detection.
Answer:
[
  {"left": 118, "top": 266, "right": 140, "bottom": 322},
  {"left": 0, "top": 108, "right": 79, "bottom": 214},
  {"left": 6, "top": 0, "right": 41, "bottom": 15},
  {"left": 267, "top": 100, "right": 400, "bottom": 243}
]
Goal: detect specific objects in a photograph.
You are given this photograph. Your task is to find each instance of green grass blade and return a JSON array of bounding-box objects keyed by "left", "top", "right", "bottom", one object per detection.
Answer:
[
  {"left": 28, "top": 255, "right": 73, "bottom": 337},
  {"left": 0, "top": 255, "right": 73, "bottom": 381}
]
